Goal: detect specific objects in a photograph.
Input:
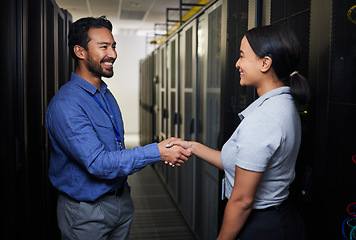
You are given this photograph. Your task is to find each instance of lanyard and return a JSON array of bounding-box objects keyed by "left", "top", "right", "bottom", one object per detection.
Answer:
[{"left": 90, "top": 92, "right": 122, "bottom": 142}]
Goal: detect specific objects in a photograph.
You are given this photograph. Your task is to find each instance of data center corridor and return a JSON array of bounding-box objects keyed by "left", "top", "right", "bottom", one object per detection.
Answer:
[{"left": 128, "top": 165, "right": 196, "bottom": 240}]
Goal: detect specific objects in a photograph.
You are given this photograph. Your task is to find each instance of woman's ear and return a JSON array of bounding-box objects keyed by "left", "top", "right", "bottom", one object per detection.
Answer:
[
  {"left": 260, "top": 56, "right": 272, "bottom": 73},
  {"left": 73, "top": 45, "right": 86, "bottom": 60}
]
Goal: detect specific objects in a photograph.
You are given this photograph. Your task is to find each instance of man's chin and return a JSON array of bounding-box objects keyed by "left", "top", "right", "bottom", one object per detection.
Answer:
[{"left": 102, "top": 71, "right": 114, "bottom": 78}]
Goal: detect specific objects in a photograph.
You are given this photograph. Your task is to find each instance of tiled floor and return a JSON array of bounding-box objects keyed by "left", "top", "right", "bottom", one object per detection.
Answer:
[{"left": 128, "top": 165, "right": 196, "bottom": 240}]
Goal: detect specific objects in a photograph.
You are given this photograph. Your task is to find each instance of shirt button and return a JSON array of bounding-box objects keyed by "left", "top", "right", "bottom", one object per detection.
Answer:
[{"left": 110, "top": 115, "right": 113, "bottom": 118}]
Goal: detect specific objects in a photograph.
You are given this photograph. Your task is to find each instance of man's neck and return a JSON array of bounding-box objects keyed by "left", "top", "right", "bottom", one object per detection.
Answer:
[{"left": 75, "top": 69, "right": 101, "bottom": 91}]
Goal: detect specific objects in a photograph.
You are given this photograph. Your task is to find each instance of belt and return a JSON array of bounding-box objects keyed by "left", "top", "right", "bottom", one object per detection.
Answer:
[
  {"left": 58, "top": 185, "right": 126, "bottom": 202},
  {"left": 105, "top": 185, "right": 125, "bottom": 197}
]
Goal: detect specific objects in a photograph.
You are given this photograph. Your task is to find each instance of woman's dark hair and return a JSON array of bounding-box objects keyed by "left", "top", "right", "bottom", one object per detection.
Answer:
[
  {"left": 68, "top": 16, "right": 113, "bottom": 61},
  {"left": 245, "top": 24, "right": 311, "bottom": 104}
]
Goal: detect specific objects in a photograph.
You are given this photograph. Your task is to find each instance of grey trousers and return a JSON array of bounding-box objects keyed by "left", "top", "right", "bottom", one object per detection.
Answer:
[{"left": 57, "top": 187, "right": 134, "bottom": 240}]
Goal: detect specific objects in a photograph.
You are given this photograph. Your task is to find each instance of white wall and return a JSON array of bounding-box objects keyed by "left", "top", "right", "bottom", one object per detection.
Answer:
[{"left": 103, "top": 33, "right": 152, "bottom": 148}]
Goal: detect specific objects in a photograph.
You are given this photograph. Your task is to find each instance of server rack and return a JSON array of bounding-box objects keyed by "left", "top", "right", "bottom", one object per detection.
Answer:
[
  {"left": 0, "top": 0, "right": 25, "bottom": 236},
  {"left": 166, "top": 35, "right": 180, "bottom": 201},
  {"left": 309, "top": 0, "right": 356, "bottom": 239},
  {"left": 178, "top": 18, "right": 198, "bottom": 229},
  {"left": 220, "top": 0, "right": 250, "bottom": 147},
  {"left": 167, "top": 35, "right": 180, "bottom": 140},
  {"left": 196, "top": 3, "right": 223, "bottom": 239},
  {"left": 139, "top": 52, "right": 155, "bottom": 147},
  {"left": 153, "top": 49, "right": 160, "bottom": 144},
  {"left": 1, "top": 0, "right": 73, "bottom": 238},
  {"left": 154, "top": 43, "right": 169, "bottom": 186},
  {"left": 158, "top": 44, "right": 168, "bottom": 142},
  {"left": 142, "top": 1, "right": 226, "bottom": 239}
]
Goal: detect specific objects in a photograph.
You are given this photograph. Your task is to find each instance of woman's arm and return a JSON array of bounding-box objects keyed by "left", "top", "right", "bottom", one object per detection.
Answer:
[
  {"left": 166, "top": 140, "right": 223, "bottom": 170},
  {"left": 217, "top": 166, "right": 263, "bottom": 240}
]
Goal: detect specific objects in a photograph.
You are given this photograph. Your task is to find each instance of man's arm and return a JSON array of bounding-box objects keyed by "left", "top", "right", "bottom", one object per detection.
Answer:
[{"left": 46, "top": 100, "right": 188, "bottom": 180}]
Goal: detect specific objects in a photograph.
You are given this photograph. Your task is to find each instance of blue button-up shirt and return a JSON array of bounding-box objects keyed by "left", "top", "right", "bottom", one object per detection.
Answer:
[{"left": 46, "top": 73, "right": 161, "bottom": 201}]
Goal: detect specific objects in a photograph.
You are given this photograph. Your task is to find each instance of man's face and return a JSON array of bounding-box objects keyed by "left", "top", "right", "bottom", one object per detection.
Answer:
[{"left": 85, "top": 27, "right": 117, "bottom": 78}]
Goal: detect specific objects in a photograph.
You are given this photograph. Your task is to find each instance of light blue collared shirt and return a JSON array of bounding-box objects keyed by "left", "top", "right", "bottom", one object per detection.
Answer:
[
  {"left": 46, "top": 73, "right": 161, "bottom": 201},
  {"left": 221, "top": 87, "right": 301, "bottom": 209}
]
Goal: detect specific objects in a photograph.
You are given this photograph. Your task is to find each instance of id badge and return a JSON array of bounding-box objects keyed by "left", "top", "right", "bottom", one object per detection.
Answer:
[{"left": 117, "top": 141, "right": 123, "bottom": 150}]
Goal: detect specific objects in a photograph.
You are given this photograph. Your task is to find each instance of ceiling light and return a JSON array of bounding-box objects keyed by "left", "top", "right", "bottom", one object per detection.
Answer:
[{"left": 130, "top": 2, "right": 141, "bottom": 8}]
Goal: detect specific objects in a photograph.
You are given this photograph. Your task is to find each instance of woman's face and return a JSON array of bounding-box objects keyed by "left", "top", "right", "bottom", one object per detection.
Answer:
[{"left": 235, "top": 36, "right": 264, "bottom": 87}]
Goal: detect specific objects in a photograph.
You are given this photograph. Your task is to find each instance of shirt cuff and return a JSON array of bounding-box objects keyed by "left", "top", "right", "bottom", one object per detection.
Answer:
[{"left": 142, "top": 143, "right": 162, "bottom": 165}]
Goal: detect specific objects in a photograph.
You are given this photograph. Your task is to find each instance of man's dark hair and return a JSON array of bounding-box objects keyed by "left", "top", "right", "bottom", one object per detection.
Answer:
[{"left": 68, "top": 16, "right": 113, "bottom": 61}]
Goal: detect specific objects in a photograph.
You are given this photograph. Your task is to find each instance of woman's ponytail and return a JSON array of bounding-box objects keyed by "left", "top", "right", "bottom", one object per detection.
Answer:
[{"left": 289, "top": 72, "right": 311, "bottom": 105}]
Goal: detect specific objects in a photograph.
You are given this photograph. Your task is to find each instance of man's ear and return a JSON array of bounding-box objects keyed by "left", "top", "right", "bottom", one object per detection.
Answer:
[
  {"left": 73, "top": 45, "right": 86, "bottom": 60},
  {"left": 260, "top": 56, "right": 272, "bottom": 73}
]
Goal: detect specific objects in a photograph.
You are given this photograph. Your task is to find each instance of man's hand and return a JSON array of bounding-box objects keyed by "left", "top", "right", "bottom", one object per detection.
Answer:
[{"left": 157, "top": 138, "right": 191, "bottom": 167}]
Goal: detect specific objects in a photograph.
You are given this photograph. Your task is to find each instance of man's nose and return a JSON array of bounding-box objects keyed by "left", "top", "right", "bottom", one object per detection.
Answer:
[{"left": 108, "top": 47, "right": 117, "bottom": 59}]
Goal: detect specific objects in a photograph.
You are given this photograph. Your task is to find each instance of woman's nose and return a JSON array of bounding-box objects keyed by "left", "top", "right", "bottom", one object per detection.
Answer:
[{"left": 235, "top": 58, "right": 240, "bottom": 69}]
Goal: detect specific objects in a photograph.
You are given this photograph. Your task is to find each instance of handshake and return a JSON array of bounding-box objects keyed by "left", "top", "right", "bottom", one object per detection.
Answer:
[{"left": 157, "top": 137, "right": 192, "bottom": 167}]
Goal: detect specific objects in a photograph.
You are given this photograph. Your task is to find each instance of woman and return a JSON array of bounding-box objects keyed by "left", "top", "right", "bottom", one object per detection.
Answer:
[{"left": 167, "top": 24, "right": 310, "bottom": 240}]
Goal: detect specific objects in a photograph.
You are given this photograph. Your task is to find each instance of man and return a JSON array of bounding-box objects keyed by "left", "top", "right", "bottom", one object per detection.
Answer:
[{"left": 46, "top": 16, "right": 190, "bottom": 239}]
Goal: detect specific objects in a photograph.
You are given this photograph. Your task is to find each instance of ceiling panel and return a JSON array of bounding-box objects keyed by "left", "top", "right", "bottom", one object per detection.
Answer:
[
  {"left": 88, "top": 0, "right": 120, "bottom": 19},
  {"left": 55, "top": 0, "right": 206, "bottom": 36}
]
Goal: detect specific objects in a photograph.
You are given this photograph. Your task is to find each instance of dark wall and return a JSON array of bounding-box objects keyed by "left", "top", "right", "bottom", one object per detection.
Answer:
[
  {"left": 309, "top": 0, "right": 356, "bottom": 239},
  {"left": 0, "top": 0, "right": 73, "bottom": 238},
  {"left": 0, "top": 0, "right": 22, "bottom": 236}
]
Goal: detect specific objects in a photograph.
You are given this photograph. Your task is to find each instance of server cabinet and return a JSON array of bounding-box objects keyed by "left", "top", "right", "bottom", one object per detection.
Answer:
[
  {"left": 153, "top": 49, "right": 160, "bottom": 143},
  {"left": 139, "top": 58, "right": 144, "bottom": 145},
  {"left": 0, "top": 0, "right": 25, "bottom": 237},
  {"left": 197, "top": 2, "right": 223, "bottom": 239},
  {"left": 158, "top": 44, "right": 168, "bottom": 142},
  {"left": 56, "top": 6, "right": 67, "bottom": 88},
  {"left": 166, "top": 35, "right": 180, "bottom": 200},
  {"left": 268, "top": 0, "right": 313, "bottom": 236},
  {"left": 309, "top": 0, "right": 356, "bottom": 239},
  {"left": 63, "top": 9, "right": 74, "bottom": 85},
  {"left": 1, "top": 0, "right": 72, "bottom": 238},
  {"left": 167, "top": 35, "right": 180, "bottom": 139},
  {"left": 155, "top": 44, "right": 169, "bottom": 179},
  {"left": 45, "top": 0, "right": 57, "bottom": 104},
  {"left": 178, "top": 18, "right": 199, "bottom": 229},
  {"left": 139, "top": 53, "right": 154, "bottom": 146},
  {"left": 25, "top": 0, "right": 55, "bottom": 238},
  {"left": 220, "top": 0, "right": 249, "bottom": 146}
]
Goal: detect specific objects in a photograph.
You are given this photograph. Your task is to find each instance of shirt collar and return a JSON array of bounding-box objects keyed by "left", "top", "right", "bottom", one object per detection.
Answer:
[
  {"left": 238, "top": 86, "right": 291, "bottom": 120},
  {"left": 70, "top": 72, "right": 108, "bottom": 95}
]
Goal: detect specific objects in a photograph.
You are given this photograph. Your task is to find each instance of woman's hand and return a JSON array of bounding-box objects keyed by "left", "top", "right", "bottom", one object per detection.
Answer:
[
  {"left": 166, "top": 139, "right": 192, "bottom": 153},
  {"left": 166, "top": 139, "right": 223, "bottom": 169},
  {"left": 158, "top": 137, "right": 191, "bottom": 167}
]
